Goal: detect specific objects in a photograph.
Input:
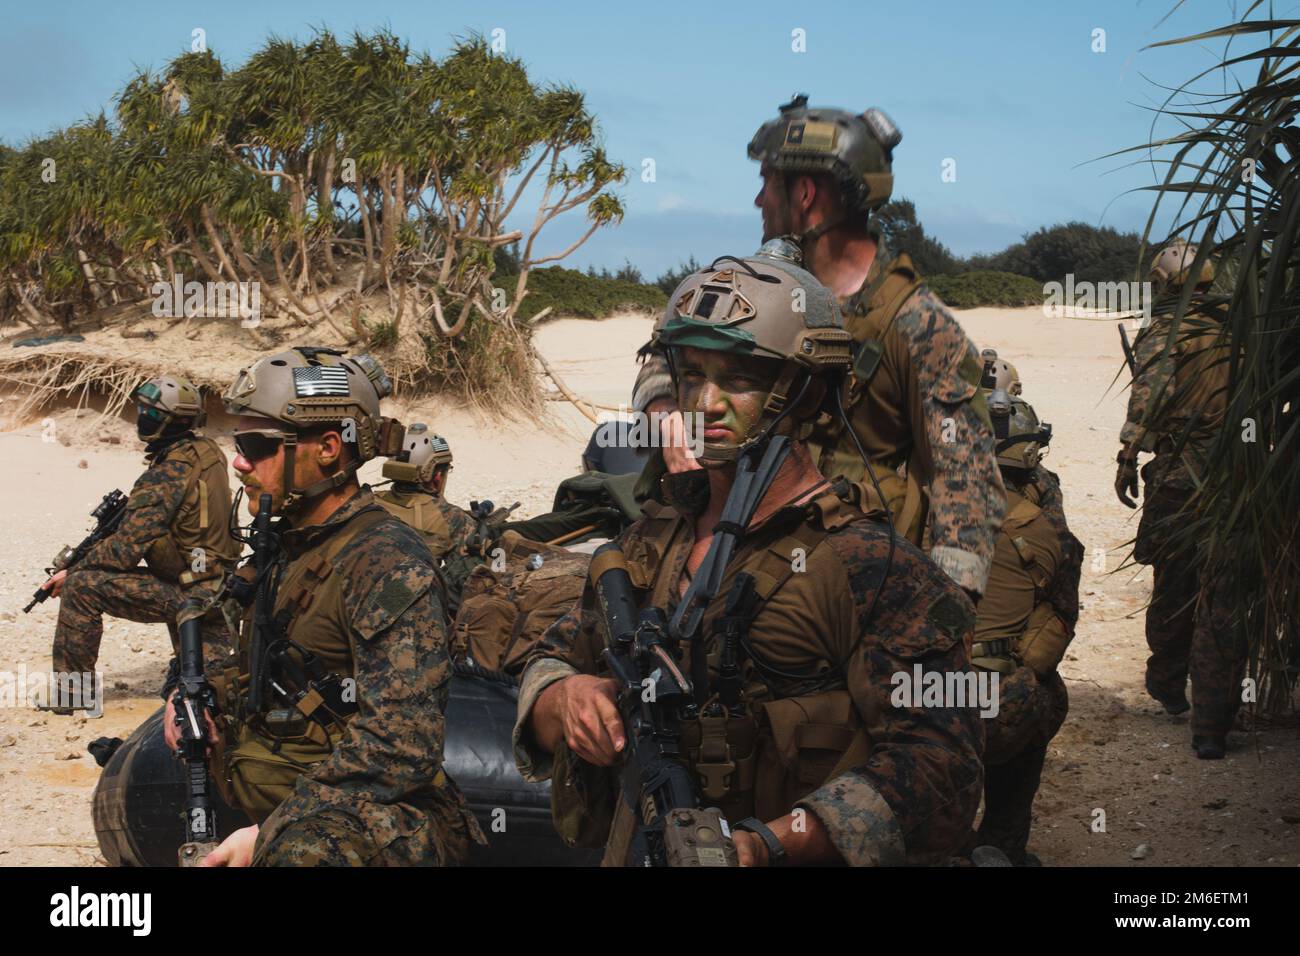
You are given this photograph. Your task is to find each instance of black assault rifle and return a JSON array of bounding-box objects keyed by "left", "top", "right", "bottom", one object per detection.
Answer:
[
  {"left": 246, "top": 493, "right": 277, "bottom": 716},
  {"left": 1118, "top": 322, "right": 1138, "bottom": 378},
  {"left": 174, "top": 598, "right": 219, "bottom": 866},
  {"left": 24, "top": 489, "right": 128, "bottom": 613},
  {"left": 590, "top": 434, "right": 794, "bottom": 867}
]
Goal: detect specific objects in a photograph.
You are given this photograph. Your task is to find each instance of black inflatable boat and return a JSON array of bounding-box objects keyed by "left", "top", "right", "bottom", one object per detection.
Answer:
[{"left": 91, "top": 673, "right": 600, "bottom": 866}]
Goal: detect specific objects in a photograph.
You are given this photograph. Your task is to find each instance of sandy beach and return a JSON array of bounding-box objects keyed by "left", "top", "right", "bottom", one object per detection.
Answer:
[{"left": 1, "top": 307, "right": 1296, "bottom": 866}]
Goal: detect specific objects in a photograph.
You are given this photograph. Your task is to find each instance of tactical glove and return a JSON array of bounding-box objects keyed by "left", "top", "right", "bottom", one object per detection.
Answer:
[{"left": 1115, "top": 453, "right": 1139, "bottom": 508}]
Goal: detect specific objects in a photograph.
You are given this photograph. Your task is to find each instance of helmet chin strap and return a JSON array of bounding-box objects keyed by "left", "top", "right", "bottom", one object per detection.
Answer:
[
  {"left": 768, "top": 172, "right": 848, "bottom": 251},
  {"left": 276, "top": 434, "right": 360, "bottom": 516}
]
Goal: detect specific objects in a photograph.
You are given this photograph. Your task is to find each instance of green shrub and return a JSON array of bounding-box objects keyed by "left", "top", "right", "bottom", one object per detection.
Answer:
[
  {"left": 926, "top": 271, "right": 1043, "bottom": 309},
  {"left": 965, "top": 222, "right": 1143, "bottom": 285},
  {"left": 366, "top": 319, "right": 398, "bottom": 348},
  {"left": 502, "top": 266, "right": 666, "bottom": 319}
]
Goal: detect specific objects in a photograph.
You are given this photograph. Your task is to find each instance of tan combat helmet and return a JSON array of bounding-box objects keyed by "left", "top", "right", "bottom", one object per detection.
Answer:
[
  {"left": 980, "top": 348, "right": 1022, "bottom": 397},
  {"left": 1149, "top": 240, "right": 1215, "bottom": 291},
  {"left": 382, "top": 423, "right": 453, "bottom": 487},
  {"left": 748, "top": 93, "right": 900, "bottom": 242},
  {"left": 994, "top": 398, "right": 1051, "bottom": 471},
  {"left": 134, "top": 374, "right": 205, "bottom": 441},
  {"left": 224, "top": 346, "right": 402, "bottom": 513},
  {"left": 651, "top": 254, "right": 852, "bottom": 462}
]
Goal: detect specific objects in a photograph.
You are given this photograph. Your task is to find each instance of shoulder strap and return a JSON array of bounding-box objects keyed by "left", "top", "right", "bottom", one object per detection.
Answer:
[
  {"left": 190, "top": 437, "right": 225, "bottom": 469},
  {"left": 869, "top": 253, "right": 923, "bottom": 341},
  {"left": 844, "top": 255, "right": 923, "bottom": 388},
  {"left": 277, "top": 506, "right": 393, "bottom": 631},
  {"left": 743, "top": 490, "right": 857, "bottom": 607}
]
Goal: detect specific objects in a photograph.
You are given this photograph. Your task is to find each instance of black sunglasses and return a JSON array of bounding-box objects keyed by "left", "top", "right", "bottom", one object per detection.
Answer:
[{"left": 234, "top": 431, "right": 284, "bottom": 462}]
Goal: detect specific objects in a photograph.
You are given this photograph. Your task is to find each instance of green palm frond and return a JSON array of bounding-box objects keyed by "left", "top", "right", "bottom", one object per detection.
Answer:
[{"left": 1134, "top": 6, "right": 1300, "bottom": 710}]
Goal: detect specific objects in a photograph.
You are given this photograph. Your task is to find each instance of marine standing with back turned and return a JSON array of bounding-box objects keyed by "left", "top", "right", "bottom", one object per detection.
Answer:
[
  {"left": 1116, "top": 241, "right": 1242, "bottom": 759},
  {"left": 633, "top": 95, "right": 1004, "bottom": 601},
  {"left": 374, "top": 424, "right": 476, "bottom": 619}
]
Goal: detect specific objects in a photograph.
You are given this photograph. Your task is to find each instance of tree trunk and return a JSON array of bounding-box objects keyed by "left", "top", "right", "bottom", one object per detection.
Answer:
[
  {"left": 358, "top": 182, "right": 376, "bottom": 286},
  {"left": 75, "top": 247, "right": 107, "bottom": 308},
  {"left": 184, "top": 224, "right": 224, "bottom": 283},
  {"left": 271, "top": 238, "right": 322, "bottom": 323},
  {"left": 318, "top": 145, "right": 339, "bottom": 283},
  {"left": 380, "top": 165, "right": 398, "bottom": 279},
  {"left": 200, "top": 205, "right": 241, "bottom": 281}
]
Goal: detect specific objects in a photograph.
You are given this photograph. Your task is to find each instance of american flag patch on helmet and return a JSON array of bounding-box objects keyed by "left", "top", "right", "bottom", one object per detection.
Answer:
[{"left": 293, "top": 365, "right": 350, "bottom": 397}]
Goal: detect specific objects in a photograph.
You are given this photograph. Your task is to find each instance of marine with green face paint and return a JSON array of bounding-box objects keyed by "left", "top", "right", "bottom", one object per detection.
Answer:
[
  {"left": 633, "top": 95, "right": 1005, "bottom": 601},
  {"left": 517, "top": 254, "right": 984, "bottom": 867},
  {"left": 44, "top": 374, "right": 237, "bottom": 698}
]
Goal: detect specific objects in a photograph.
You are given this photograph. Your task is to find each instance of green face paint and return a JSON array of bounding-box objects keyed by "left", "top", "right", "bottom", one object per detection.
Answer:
[{"left": 674, "top": 346, "right": 783, "bottom": 463}]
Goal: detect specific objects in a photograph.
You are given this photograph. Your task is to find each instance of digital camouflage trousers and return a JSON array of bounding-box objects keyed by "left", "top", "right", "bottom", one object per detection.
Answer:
[
  {"left": 1137, "top": 460, "right": 1246, "bottom": 737},
  {"left": 974, "top": 666, "right": 1069, "bottom": 863},
  {"left": 52, "top": 566, "right": 231, "bottom": 678}
]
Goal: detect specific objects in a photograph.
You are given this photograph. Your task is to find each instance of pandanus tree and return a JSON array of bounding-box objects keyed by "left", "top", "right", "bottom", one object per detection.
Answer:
[
  {"left": 1121, "top": 6, "right": 1299, "bottom": 711},
  {"left": 0, "top": 29, "right": 625, "bottom": 403}
]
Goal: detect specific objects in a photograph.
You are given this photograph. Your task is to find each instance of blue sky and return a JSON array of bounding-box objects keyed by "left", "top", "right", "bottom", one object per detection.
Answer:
[{"left": 0, "top": 0, "right": 1277, "bottom": 275}]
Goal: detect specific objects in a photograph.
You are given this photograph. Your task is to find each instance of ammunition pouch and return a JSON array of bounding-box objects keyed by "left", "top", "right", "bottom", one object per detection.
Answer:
[
  {"left": 216, "top": 718, "right": 337, "bottom": 823},
  {"left": 1016, "top": 602, "right": 1071, "bottom": 678},
  {"left": 752, "top": 688, "right": 871, "bottom": 823},
  {"left": 261, "top": 636, "right": 359, "bottom": 735},
  {"left": 971, "top": 638, "right": 1016, "bottom": 675},
  {"left": 679, "top": 707, "right": 759, "bottom": 814},
  {"left": 549, "top": 739, "right": 619, "bottom": 849}
]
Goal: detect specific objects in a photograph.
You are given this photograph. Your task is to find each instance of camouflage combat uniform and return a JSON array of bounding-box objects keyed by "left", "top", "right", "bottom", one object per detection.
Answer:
[
  {"left": 53, "top": 435, "right": 236, "bottom": 677},
  {"left": 634, "top": 251, "right": 1004, "bottom": 597},
  {"left": 1124, "top": 303, "right": 1244, "bottom": 735},
  {"left": 971, "top": 466, "right": 1082, "bottom": 862},
  {"left": 513, "top": 484, "right": 985, "bottom": 866},
  {"left": 211, "top": 488, "right": 481, "bottom": 866},
  {"left": 374, "top": 483, "right": 475, "bottom": 620}
]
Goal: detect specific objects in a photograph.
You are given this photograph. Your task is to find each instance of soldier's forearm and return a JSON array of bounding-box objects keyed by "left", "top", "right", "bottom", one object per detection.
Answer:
[
  {"left": 512, "top": 657, "right": 579, "bottom": 781},
  {"left": 529, "top": 679, "right": 567, "bottom": 755},
  {"left": 768, "top": 810, "right": 842, "bottom": 865},
  {"left": 796, "top": 776, "right": 908, "bottom": 866}
]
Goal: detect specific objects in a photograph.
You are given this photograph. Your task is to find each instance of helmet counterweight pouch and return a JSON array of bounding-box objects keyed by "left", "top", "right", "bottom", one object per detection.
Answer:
[{"left": 376, "top": 417, "right": 406, "bottom": 458}]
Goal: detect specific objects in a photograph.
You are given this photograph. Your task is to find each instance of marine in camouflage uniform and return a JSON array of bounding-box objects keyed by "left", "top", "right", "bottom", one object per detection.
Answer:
[
  {"left": 633, "top": 95, "right": 1004, "bottom": 599},
  {"left": 968, "top": 355, "right": 1082, "bottom": 864},
  {"left": 199, "top": 347, "right": 480, "bottom": 866},
  {"left": 373, "top": 423, "right": 476, "bottom": 620},
  {"left": 517, "top": 254, "right": 983, "bottom": 866},
  {"left": 1116, "top": 241, "right": 1242, "bottom": 759},
  {"left": 49, "top": 375, "right": 236, "bottom": 685}
]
